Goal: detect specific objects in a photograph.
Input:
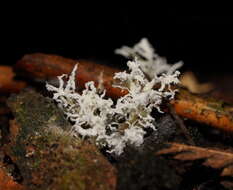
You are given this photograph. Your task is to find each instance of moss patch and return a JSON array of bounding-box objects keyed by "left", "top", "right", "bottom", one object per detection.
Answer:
[{"left": 6, "top": 89, "right": 116, "bottom": 190}]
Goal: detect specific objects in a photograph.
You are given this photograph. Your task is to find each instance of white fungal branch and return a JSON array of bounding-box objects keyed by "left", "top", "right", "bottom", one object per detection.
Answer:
[
  {"left": 115, "top": 38, "right": 183, "bottom": 79},
  {"left": 46, "top": 38, "right": 182, "bottom": 155}
]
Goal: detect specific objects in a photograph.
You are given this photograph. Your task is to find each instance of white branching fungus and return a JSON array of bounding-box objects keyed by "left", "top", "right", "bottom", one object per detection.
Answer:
[
  {"left": 46, "top": 65, "right": 114, "bottom": 139},
  {"left": 46, "top": 38, "right": 182, "bottom": 155},
  {"left": 115, "top": 38, "right": 183, "bottom": 79}
]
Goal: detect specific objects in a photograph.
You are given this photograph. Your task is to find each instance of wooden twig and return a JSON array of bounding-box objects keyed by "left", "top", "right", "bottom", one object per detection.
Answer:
[
  {"left": 157, "top": 142, "right": 233, "bottom": 177},
  {"left": 170, "top": 88, "right": 233, "bottom": 132},
  {"left": 15, "top": 53, "right": 127, "bottom": 99},
  {"left": 15, "top": 53, "right": 233, "bottom": 132}
]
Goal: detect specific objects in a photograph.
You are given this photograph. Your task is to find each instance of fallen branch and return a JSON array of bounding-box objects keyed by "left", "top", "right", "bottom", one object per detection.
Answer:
[
  {"left": 171, "top": 88, "right": 233, "bottom": 132},
  {"left": 15, "top": 53, "right": 127, "bottom": 99},
  {"left": 15, "top": 53, "right": 233, "bottom": 132},
  {"left": 157, "top": 142, "right": 233, "bottom": 177}
]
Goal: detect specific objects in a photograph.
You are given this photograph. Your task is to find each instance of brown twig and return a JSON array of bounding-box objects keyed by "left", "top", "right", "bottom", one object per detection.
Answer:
[
  {"left": 15, "top": 53, "right": 233, "bottom": 132},
  {"left": 171, "top": 88, "right": 233, "bottom": 132}
]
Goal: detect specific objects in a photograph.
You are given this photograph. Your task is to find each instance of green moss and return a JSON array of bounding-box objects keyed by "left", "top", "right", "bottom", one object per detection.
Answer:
[
  {"left": 207, "top": 101, "right": 224, "bottom": 112},
  {"left": 7, "top": 89, "right": 70, "bottom": 133},
  {"left": 55, "top": 170, "right": 86, "bottom": 190},
  {"left": 183, "top": 109, "right": 192, "bottom": 114},
  {"left": 7, "top": 89, "right": 116, "bottom": 189},
  {"left": 7, "top": 89, "right": 71, "bottom": 158},
  {"left": 15, "top": 129, "right": 115, "bottom": 190}
]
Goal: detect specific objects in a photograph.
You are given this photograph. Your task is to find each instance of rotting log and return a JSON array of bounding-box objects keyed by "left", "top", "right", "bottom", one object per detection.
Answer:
[
  {"left": 15, "top": 53, "right": 233, "bottom": 132},
  {"left": 4, "top": 89, "right": 116, "bottom": 190}
]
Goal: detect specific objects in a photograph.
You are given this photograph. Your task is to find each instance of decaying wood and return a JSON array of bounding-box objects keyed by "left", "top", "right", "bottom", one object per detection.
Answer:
[
  {"left": 0, "top": 152, "right": 24, "bottom": 190},
  {"left": 157, "top": 142, "right": 233, "bottom": 177},
  {"left": 4, "top": 89, "right": 117, "bottom": 190},
  {"left": 15, "top": 53, "right": 233, "bottom": 132},
  {"left": 0, "top": 168, "right": 24, "bottom": 190},
  {"left": 171, "top": 88, "right": 233, "bottom": 132},
  {"left": 15, "top": 53, "right": 127, "bottom": 99},
  {"left": 0, "top": 66, "right": 27, "bottom": 94}
]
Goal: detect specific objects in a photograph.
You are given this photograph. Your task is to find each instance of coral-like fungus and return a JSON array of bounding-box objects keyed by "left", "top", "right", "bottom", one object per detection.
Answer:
[{"left": 46, "top": 38, "right": 182, "bottom": 155}]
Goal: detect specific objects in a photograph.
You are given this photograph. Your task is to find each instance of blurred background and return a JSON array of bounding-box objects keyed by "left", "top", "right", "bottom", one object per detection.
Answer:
[{"left": 5, "top": 15, "right": 233, "bottom": 74}]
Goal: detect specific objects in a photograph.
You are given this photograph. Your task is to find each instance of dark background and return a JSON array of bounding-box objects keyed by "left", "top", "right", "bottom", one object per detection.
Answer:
[{"left": 6, "top": 15, "right": 233, "bottom": 74}]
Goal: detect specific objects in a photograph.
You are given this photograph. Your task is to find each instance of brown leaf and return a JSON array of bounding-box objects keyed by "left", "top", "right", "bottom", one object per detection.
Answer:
[
  {"left": 180, "top": 71, "right": 214, "bottom": 94},
  {"left": 157, "top": 142, "right": 233, "bottom": 177}
]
